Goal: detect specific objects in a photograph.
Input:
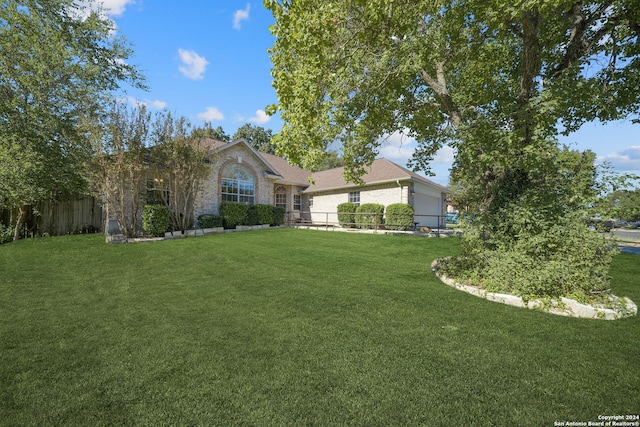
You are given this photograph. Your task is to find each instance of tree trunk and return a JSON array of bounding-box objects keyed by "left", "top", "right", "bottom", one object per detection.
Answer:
[{"left": 12, "top": 205, "right": 29, "bottom": 241}]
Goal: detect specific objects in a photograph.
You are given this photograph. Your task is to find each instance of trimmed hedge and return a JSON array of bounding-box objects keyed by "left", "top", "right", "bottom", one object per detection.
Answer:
[
  {"left": 385, "top": 203, "right": 415, "bottom": 231},
  {"left": 337, "top": 202, "right": 357, "bottom": 228},
  {"left": 355, "top": 203, "right": 385, "bottom": 229},
  {"left": 218, "top": 203, "right": 282, "bottom": 228},
  {"left": 220, "top": 202, "right": 248, "bottom": 229},
  {"left": 246, "top": 205, "right": 260, "bottom": 226},
  {"left": 142, "top": 204, "right": 170, "bottom": 236},
  {"left": 272, "top": 206, "right": 285, "bottom": 226},
  {"left": 257, "top": 204, "right": 274, "bottom": 225},
  {"left": 197, "top": 214, "right": 223, "bottom": 229}
]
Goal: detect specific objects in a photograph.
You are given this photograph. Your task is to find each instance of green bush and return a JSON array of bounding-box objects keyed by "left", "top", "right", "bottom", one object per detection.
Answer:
[
  {"left": 142, "top": 204, "right": 170, "bottom": 236},
  {"left": 272, "top": 206, "right": 285, "bottom": 226},
  {"left": 256, "top": 204, "right": 274, "bottom": 225},
  {"left": 355, "top": 203, "right": 385, "bottom": 229},
  {"left": 220, "top": 202, "right": 248, "bottom": 229},
  {"left": 337, "top": 202, "right": 357, "bottom": 228},
  {"left": 197, "top": 214, "right": 223, "bottom": 229},
  {"left": 439, "top": 211, "right": 616, "bottom": 302},
  {"left": 385, "top": 203, "right": 415, "bottom": 230},
  {"left": 246, "top": 205, "right": 260, "bottom": 226},
  {"left": 0, "top": 223, "right": 13, "bottom": 244}
]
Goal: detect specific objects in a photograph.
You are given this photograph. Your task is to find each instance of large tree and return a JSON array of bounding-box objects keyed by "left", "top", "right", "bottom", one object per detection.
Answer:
[
  {"left": 232, "top": 123, "right": 276, "bottom": 154},
  {"left": 152, "top": 113, "right": 211, "bottom": 232},
  {"left": 266, "top": 0, "right": 640, "bottom": 300},
  {"left": 91, "top": 102, "right": 151, "bottom": 237},
  {"left": 0, "top": 0, "right": 145, "bottom": 239}
]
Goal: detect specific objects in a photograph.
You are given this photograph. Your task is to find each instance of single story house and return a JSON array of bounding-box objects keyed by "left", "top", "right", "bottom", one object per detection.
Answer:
[{"left": 194, "top": 138, "right": 450, "bottom": 228}]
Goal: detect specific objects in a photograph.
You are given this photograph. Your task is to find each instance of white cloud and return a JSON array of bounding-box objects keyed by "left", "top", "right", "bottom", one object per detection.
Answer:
[
  {"left": 433, "top": 145, "right": 455, "bottom": 164},
  {"left": 597, "top": 146, "right": 640, "bottom": 170},
  {"left": 149, "top": 100, "right": 168, "bottom": 110},
  {"left": 76, "top": 0, "right": 132, "bottom": 19},
  {"left": 248, "top": 110, "right": 270, "bottom": 125},
  {"left": 127, "top": 97, "right": 167, "bottom": 110},
  {"left": 233, "top": 4, "right": 251, "bottom": 30},
  {"left": 100, "top": 0, "right": 134, "bottom": 17},
  {"left": 198, "top": 107, "right": 225, "bottom": 122},
  {"left": 378, "top": 131, "right": 417, "bottom": 161},
  {"left": 178, "top": 49, "right": 209, "bottom": 80}
]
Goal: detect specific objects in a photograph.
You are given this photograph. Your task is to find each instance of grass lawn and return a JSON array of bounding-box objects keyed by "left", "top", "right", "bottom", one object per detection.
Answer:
[{"left": 1, "top": 228, "right": 638, "bottom": 426}]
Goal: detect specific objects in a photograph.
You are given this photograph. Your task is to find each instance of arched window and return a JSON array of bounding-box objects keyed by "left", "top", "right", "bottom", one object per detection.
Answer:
[
  {"left": 275, "top": 185, "right": 286, "bottom": 208},
  {"left": 221, "top": 163, "right": 255, "bottom": 204}
]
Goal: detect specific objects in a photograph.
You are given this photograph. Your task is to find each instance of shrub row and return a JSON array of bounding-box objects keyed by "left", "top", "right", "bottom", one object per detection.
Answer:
[
  {"left": 336, "top": 202, "right": 415, "bottom": 230},
  {"left": 199, "top": 202, "right": 285, "bottom": 230}
]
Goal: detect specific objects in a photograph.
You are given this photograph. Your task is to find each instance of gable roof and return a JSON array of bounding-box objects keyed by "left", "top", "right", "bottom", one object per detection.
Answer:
[
  {"left": 201, "top": 138, "right": 309, "bottom": 185},
  {"left": 304, "top": 158, "right": 450, "bottom": 194},
  {"left": 200, "top": 138, "right": 449, "bottom": 193}
]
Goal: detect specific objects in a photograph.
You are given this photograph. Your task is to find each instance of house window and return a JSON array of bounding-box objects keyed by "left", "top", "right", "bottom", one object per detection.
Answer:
[
  {"left": 349, "top": 191, "right": 360, "bottom": 206},
  {"left": 309, "top": 196, "right": 313, "bottom": 207},
  {"left": 147, "top": 178, "right": 169, "bottom": 205},
  {"left": 293, "top": 194, "right": 301, "bottom": 211},
  {"left": 221, "top": 163, "right": 255, "bottom": 204},
  {"left": 275, "top": 186, "right": 286, "bottom": 208}
]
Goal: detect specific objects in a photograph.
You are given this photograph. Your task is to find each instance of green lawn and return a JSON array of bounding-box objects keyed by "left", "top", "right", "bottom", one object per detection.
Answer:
[{"left": 1, "top": 229, "right": 638, "bottom": 426}]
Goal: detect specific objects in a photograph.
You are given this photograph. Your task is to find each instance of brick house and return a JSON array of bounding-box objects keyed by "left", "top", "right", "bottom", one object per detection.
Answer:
[{"left": 194, "top": 139, "right": 450, "bottom": 228}]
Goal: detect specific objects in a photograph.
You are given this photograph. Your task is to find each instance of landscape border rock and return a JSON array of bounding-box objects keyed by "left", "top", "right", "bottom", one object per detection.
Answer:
[{"left": 431, "top": 259, "right": 637, "bottom": 320}]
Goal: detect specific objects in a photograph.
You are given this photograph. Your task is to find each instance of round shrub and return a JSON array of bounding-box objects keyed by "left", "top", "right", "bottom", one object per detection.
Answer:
[
  {"left": 385, "top": 203, "right": 415, "bottom": 230},
  {"left": 197, "top": 214, "right": 223, "bottom": 229},
  {"left": 355, "top": 203, "right": 385, "bottom": 229},
  {"left": 142, "top": 204, "right": 170, "bottom": 236},
  {"left": 337, "top": 202, "right": 357, "bottom": 228}
]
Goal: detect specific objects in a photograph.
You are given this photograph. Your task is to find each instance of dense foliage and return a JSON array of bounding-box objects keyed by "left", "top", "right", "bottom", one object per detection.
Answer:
[
  {"left": 337, "top": 202, "right": 357, "bottom": 228},
  {"left": 266, "top": 0, "right": 640, "bottom": 298},
  {"left": 272, "top": 206, "right": 286, "bottom": 226},
  {"left": 232, "top": 124, "right": 275, "bottom": 154},
  {"left": 197, "top": 214, "right": 224, "bottom": 229},
  {"left": 142, "top": 205, "right": 170, "bottom": 237},
  {"left": 385, "top": 203, "right": 415, "bottom": 231},
  {"left": 220, "top": 202, "right": 249, "bottom": 229},
  {"left": 355, "top": 203, "right": 385, "bottom": 229},
  {"left": 606, "top": 189, "right": 640, "bottom": 222},
  {"left": 257, "top": 204, "right": 275, "bottom": 225},
  {"left": 0, "top": 0, "right": 144, "bottom": 240}
]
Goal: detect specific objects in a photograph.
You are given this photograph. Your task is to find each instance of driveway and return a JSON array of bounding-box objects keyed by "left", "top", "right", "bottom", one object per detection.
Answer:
[{"left": 611, "top": 229, "right": 640, "bottom": 255}]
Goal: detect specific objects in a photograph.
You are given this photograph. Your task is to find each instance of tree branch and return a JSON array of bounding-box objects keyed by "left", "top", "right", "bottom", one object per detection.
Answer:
[
  {"left": 419, "top": 64, "right": 463, "bottom": 128},
  {"left": 547, "top": 0, "right": 616, "bottom": 80}
]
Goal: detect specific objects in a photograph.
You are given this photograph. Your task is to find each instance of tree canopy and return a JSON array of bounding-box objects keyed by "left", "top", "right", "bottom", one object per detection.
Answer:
[
  {"left": 232, "top": 123, "right": 276, "bottom": 154},
  {"left": 266, "top": 0, "right": 640, "bottom": 300},
  {"left": 266, "top": 0, "right": 639, "bottom": 178},
  {"left": 0, "top": 0, "right": 145, "bottom": 238}
]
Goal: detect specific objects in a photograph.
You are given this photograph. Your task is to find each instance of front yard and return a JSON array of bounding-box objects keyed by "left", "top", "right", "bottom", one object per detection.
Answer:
[{"left": 1, "top": 229, "right": 638, "bottom": 426}]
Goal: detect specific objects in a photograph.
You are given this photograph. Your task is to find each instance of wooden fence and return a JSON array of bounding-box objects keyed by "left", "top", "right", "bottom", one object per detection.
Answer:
[{"left": 1, "top": 197, "right": 103, "bottom": 237}]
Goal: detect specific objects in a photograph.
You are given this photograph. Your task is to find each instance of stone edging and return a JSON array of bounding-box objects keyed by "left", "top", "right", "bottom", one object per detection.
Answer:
[
  {"left": 431, "top": 259, "right": 637, "bottom": 320},
  {"left": 107, "top": 225, "right": 280, "bottom": 244}
]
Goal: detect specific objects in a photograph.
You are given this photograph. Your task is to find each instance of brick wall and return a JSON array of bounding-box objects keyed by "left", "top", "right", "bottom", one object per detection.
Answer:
[{"left": 195, "top": 144, "right": 278, "bottom": 218}]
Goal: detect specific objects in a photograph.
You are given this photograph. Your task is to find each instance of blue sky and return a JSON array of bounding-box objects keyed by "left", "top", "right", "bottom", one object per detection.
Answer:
[{"left": 101, "top": 0, "right": 639, "bottom": 186}]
